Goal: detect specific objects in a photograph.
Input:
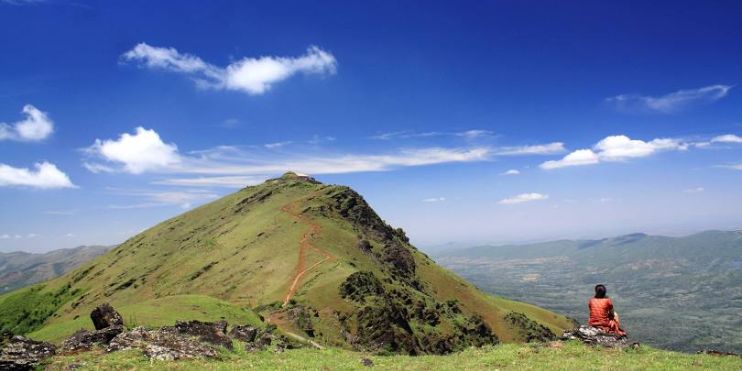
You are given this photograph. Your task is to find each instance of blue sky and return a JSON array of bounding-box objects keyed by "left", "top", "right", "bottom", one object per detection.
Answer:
[{"left": 1, "top": 0, "right": 742, "bottom": 252}]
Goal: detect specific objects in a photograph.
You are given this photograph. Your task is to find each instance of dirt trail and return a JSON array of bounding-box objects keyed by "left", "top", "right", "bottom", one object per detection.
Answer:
[{"left": 281, "top": 201, "right": 335, "bottom": 306}]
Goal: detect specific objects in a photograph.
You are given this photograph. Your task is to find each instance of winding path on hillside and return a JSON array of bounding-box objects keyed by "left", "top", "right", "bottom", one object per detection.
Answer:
[{"left": 281, "top": 201, "right": 335, "bottom": 306}]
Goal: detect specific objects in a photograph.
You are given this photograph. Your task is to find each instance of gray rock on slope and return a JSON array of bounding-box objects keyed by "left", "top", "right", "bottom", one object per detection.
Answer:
[
  {"left": 0, "top": 335, "right": 56, "bottom": 370},
  {"left": 561, "top": 325, "right": 635, "bottom": 348}
]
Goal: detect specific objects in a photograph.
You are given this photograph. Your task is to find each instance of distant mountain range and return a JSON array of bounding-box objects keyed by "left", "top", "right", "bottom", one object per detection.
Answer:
[
  {"left": 0, "top": 245, "right": 111, "bottom": 293},
  {"left": 432, "top": 230, "right": 742, "bottom": 353}
]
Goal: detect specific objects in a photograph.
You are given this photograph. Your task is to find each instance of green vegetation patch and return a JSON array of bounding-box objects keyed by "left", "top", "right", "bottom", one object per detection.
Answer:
[
  {"left": 0, "top": 283, "right": 82, "bottom": 335},
  {"left": 29, "top": 295, "right": 263, "bottom": 343}
]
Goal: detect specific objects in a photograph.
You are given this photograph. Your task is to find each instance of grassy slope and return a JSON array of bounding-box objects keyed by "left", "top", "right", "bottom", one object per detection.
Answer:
[
  {"left": 43, "top": 342, "right": 742, "bottom": 370},
  {"left": 28, "top": 295, "right": 265, "bottom": 343},
  {"left": 1, "top": 175, "right": 572, "bottom": 347}
]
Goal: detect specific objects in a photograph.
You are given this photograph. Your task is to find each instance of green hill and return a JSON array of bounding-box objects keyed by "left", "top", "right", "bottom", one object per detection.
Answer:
[
  {"left": 0, "top": 172, "right": 572, "bottom": 354},
  {"left": 433, "top": 231, "right": 742, "bottom": 353}
]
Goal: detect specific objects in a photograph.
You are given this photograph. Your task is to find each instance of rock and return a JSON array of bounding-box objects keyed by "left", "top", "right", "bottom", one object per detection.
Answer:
[
  {"left": 0, "top": 335, "right": 56, "bottom": 370},
  {"left": 169, "top": 320, "right": 233, "bottom": 350},
  {"left": 257, "top": 332, "right": 273, "bottom": 347},
  {"left": 561, "top": 325, "right": 633, "bottom": 348},
  {"left": 228, "top": 325, "right": 259, "bottom": 343},
  {"left": 90, "top": 303, "right": 124, "bottom": 330},
  {"left": 360, "top": 358, "right": 374, "bottom": 367},
  {"left": 62, "top": 326, "right": 124, "bottom": 352},
  {"left": 108, "top": 327, "right": 219, "bottom": 361}
]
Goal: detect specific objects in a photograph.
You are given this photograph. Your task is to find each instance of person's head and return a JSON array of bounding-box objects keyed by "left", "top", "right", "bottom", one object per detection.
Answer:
[{"left": 594, "top": 284, "right": 607, "bottom": 298}]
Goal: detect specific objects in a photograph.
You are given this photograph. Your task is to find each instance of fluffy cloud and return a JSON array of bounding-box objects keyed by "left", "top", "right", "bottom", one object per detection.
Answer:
[
  {"left": 122, "top": 43, "right": 337, "bottom": 95},
  {"left": 85, "top": 127, "right": 180, "bottom": 174},
  {"left": 85, "top": 128, "right": 569, "bottom": 187},
  {"left": 501, "top": 169, "right": 520, "bottom": 176},
  {"left": 594, "top": 135, "right": 687, "bottom": 161},
  {"left": 540, "top": 149, "right": 600, "bottom": 170},
  {"left": 0, "top": 105, "right": 54, "bottom": 142},
  {"left": 0, "top": 162, "right": 75, "bottom": 189},
  {"left": 494, "top": 142, "right": 566, "bottom": 156},
  {"left": 499, "top": 193, "right": 549, "bottom": 205},
  {"left": 711, "top": 134, "right": 742, "bottom": 144},
  {"left": 606, "top": 84, "right": 731, "bottom": 113},
  {"left": 541, "top": 135, "right": 687, "bottom": 170}
]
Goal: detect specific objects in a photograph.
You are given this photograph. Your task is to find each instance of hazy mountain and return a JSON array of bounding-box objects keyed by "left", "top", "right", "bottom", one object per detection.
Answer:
[
  {"left": 0, "top": 173, "right": 572, "bottom": 354},
  {"left": 433, "top": 231, "right": 742, "bottom": 353},
  {"left": 0, "top": 245, "right": 111, "bottom": 294}
]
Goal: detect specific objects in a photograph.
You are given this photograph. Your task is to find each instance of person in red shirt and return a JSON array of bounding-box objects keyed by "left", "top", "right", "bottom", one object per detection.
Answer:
[{"left": 588, "top": 284, "right": 627, "bottom": 337}]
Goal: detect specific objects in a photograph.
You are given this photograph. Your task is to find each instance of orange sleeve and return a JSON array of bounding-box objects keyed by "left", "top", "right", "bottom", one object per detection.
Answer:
[{"left": 607, "top": 298, "right": 614, "bottom": 311}]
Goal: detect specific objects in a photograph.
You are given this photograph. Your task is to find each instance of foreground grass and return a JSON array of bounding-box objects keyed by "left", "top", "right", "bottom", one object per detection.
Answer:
[{"left": 44, "top": 342, "right": 742, "bottom": 370}]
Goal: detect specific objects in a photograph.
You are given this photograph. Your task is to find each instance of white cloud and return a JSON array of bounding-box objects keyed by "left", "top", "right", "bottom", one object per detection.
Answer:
[
  {"left": 0, "top": 162, "right": 75, "bottom": 189},
  {"left": 457, "top": 130, "right": 494, "bottom": 139},
  {"left": 494, "top": 142, "right": 566, "bottom": 156},
  {"left": 107, "top": 188, "right": 218, "bottom": 209},
  {"left": 684, "top": 187, "right": 705, "bottom": 193},
  {"left": 606, "top": 84, "right": 731, "bottom": 113},
  {"left": 499, "top": 193, "right": 549, "bottom": 205},
  {"left": 85, "top": 127, "right": 180, "bottom": 174},
  {"left": 501, "top": 169, "right": 520, "bottom": 176},
  {"left": 422, "top": 197, "right": 446, "bottom": 203},
  {"left": 541, "top": 135, "right": 687, "bottom": 170},
  {"left": 122, "top": 43, "right": 337, "bottom": 95},
  {"left": 0, "top": 234, "right": 9, "bottom": 239},
  {"left": 153, "top": 175, "right": 267, "bottom": 188},
  {"left": 264, "top": 141, "right": 293, "bottom": 149},
  {"left": 540, "top": 149, "right": 600, "bottom": 169},
  {"left": 711, "top": 134, "right": 742, "bottom": 144},
  {"left": 719, "top": 163, "right": 742, "bottom": 171},
  {"left": 370, "top": 129, "right": 493, "bottom": 141},
  {"left": 85, "top": 127, "right": 492, "bottom": 178},
  {"left": 0, "top": 104, "right": 54, "bottom": 142},
  {"left": 44, "top": 209, "right": 78, "bottom": 215},
  {"left": 594, "top": 135, "right": 687, "bottom": 161}
]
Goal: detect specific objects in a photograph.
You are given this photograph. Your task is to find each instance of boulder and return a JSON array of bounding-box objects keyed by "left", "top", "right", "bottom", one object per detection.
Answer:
[
  {"left": 62, "top": 326, "right": 123, "bottom": 352},
  {"left": 168, "top": 320, "right": 233, "bottom": 350},
  {"left": 228, "top": 325, "right": 259, "bottom": 343},
  {"left": 108, "top": 327, "right": 219, "bottom": 361},
  {"left": 561, "top": 325, "right": 633, "bottom": 348},
  {"left": 90, "top": 303, "right": 124, "bottom": 330},
  {"left": 0, "top": 335, "right": 56, "bottom": 370}
]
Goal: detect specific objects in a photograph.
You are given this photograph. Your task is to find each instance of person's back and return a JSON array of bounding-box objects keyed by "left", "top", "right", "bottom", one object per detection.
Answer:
[
  {"left": 588, "top": 284, "right": 626, "bottom": 337},
  {"left": 588, "top": 297, "right": 614, "bottom": 327}
]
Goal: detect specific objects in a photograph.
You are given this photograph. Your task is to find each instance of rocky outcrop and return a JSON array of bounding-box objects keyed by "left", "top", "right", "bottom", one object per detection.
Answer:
[
  {"left": 228, "top": 325, "right": 259, "bottom": 343},
  {"left": 340, "top": 271, "right": 384, "bottom": 302},
  {"left": 107, "top": 327, "right": 220, "bottom": 361},
  {"left": 62, "top": 303, "right": 125, "bottom": 352},
  {"left": 0, "top": 335, "right": 56, "bottom": 370},
  {"left": 62, "top": 326, "right": 123, "bottom": 352},
  {"left": 90, "top": 303, "right": 124, "bottom": 330},
  {"left": 168, "top": 320, "right": 233, "bottom": 350},
  {"left": 561, "top": 325, "right": 634, "bottom": 348}
]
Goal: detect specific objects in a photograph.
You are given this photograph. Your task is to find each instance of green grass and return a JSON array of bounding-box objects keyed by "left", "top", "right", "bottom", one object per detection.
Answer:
[
  {"left": 29, "top": 295, "right": 264, "bottom": 343},
  {"left": 42, "top": 342, "right": 742, "bottom": 370}
]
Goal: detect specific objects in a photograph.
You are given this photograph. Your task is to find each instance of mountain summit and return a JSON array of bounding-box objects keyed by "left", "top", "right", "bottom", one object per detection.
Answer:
[{"left": 0, "top": 173, "right": 572, "bottom": 354}]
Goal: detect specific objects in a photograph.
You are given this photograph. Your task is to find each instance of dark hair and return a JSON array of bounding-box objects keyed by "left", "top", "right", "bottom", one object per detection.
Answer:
[{"left": 594, "top": 284, "right": 607, "bottom": 298}]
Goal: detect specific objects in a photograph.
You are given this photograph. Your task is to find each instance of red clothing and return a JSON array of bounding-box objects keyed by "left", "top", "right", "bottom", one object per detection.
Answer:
[{"left": 588, "top": 297, "right": 626, "bottom": 336}]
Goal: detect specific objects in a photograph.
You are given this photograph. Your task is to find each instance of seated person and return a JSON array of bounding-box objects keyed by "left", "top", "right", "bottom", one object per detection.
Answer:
[{"left": 588, "top": 284, "right": 627, "bottom": 337}]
